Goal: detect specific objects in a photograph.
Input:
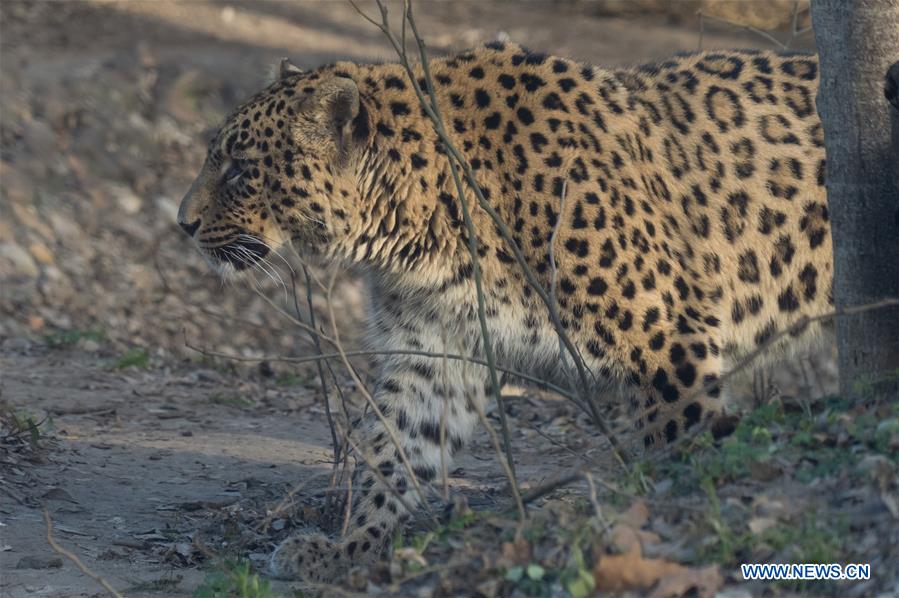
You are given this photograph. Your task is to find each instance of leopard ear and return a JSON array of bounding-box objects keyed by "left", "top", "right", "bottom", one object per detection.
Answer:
[
  {"left": 300, "top": 76, "right": 359, "bottom": 130},
  {"left": 279, "top": 57, "right": 303, "bottom": 80},
  {"left": 320, "top": 77, "right": 359, "bottom": 129},
  {"left": 292, "top": 76, "right": 362, "bottom": 155}
]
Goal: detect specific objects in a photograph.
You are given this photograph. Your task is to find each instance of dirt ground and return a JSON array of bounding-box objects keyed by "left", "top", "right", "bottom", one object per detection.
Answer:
[{"left": 7, "top": 2, "right": 898, "bottom": 597}]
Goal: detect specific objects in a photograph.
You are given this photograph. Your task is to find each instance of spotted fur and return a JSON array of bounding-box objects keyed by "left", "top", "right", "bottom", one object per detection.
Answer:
[{"left": 178, "top": 44, "right": 832, "bottom": 580}]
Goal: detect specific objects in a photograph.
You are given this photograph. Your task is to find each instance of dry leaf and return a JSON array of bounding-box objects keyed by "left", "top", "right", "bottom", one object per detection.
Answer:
[
  {"left": 649, "top": 564, "right": 722, "bottom": 598},
  {"left": 594, "top": 541, "right": 722, "bottom": 597},
  {"left": 608, "top": 523, "right": 642, "bottom": 555},
  {"left": 594, "top": 551, "right": 681, "bottom": 592},
  {"left": 608, "top": 522, "right": 661, "bottom": 555},
  {"left": 621, "top": 500, "right": 650, "bottom": 527},
  {"left": 499, "top": 537, "right": 531, "bottom": 566}
]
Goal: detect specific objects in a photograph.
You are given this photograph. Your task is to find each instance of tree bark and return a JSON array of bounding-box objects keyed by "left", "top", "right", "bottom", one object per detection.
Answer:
[{"left": 811, "top": 0, "right": 899, "bottom": 400}]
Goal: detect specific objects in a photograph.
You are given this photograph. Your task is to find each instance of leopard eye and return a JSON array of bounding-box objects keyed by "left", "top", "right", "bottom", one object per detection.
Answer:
[{"left": 222, "top": 160, "right": 243, "bottom": 185}]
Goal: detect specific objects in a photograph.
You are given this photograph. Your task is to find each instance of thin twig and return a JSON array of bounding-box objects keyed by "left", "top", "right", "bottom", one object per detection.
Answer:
[
  {"left": 650, "top": 297, "right": 899, "bottom": 450},
  {"left": 294, "top": 267, "right": 342, "bottom": 467},
  {"left": 523, "top": 419, "right": 603, "bottom": 468},
  {"left": 583, "top": 472, "right": 605, "bottom": 524},
  {"left": 438, "top": 323, "right": 451, "bottom": 502},
  {"left": 257, "top": 470, "right": 334, "bottom": 533},
  {"left": 336, "top": 420, "right": 429, "bottom": 526},
  {"left": 549, "top": 179, "right": 575, "bottom": 379},
  {"left": 697, "top": 11, "right": 789, "bottom": 49},
  {"left": 43, "top": 508, "right": 123, "bottom": 598},
  {"left": 324, "top": 267, "right": 438, "bottom": 524},
  {"left": 183, "top": 340, "right": 582, "bottom": 405},
  {"left": 400, "top": 0, "right": 519, "bottom": 492},
  {"left": 696, "top": 5, "right": 813, "bottom": 52},
  {"left": 340, "top": 470, "right": 354, "bottom": 537},
  {"left": 467, "top": 365, "right": 527, "bottom": 520},
  {"left": 356, "top": 0, "right": 629, "bottom": 468},
  {"left": 659, "top": 297, "right": 899, "bottom": 420},
  {"left": 521, "top": 470, "right": 585, "bottom": 505}
]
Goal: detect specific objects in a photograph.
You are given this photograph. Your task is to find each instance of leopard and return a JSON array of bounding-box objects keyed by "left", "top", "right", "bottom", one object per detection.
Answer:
[{"left": 177, "top": 42, "right": 834, "bottom": 581}]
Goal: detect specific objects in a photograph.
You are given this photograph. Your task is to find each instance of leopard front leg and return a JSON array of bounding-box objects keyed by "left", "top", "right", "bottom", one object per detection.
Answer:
[{"left": 269, "top": 326, "right": 487, "bottom": 581}]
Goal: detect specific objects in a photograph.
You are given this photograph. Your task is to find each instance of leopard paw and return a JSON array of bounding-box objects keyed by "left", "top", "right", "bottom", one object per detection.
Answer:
[{"left": 268, "top": 532, "right": 346, "bottom": 582}]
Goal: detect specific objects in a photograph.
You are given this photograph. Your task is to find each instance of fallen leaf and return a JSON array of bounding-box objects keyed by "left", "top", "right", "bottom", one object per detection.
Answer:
[
  {"left": 621, "top": 500, "right": 650, "bottom": 527},
  {"left": 594, "top": 551, "right": 678, "bottom": 592},
  {"left": 649, "top": 564, "right": 722, "bottom": 598},
  {"left": 499, "top": 537, "right": 530, "bottom": 567},
  {"left": 608, "top": 524, "right": 642, "bottom": 555},
  {"left": 608, "top": 522, "right": 661, "bottom": 555},
  {"left": 594, "top": 543, "right": 722, "bottom": 597}
]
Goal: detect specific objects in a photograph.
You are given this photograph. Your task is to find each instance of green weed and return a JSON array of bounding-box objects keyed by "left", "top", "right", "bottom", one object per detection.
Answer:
[
  {"left": 44, "top": 328, "right": 106, "bottom": 348},
  {"left": 192, "top": 559, "right": 289, "bottom": 598},
  {"left": 0, "top": 407, "right": 51, "bottom": 448},
  {"left": 209, "top": 394, "right": 255, "bottom": 409},
  {"left": 115, "top": 348, "right": 151, "bottom": 369}
]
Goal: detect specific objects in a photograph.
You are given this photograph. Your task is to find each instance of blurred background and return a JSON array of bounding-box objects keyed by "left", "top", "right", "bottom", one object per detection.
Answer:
[{"left": 1, "top": 1, "right": 823, "bottom": 382}]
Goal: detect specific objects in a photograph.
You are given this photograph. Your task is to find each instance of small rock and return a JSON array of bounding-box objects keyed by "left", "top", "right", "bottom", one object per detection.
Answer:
[
  {"left": 16, "top": 556, "right": 63, "bottom": 570},
  {"left": 79, "top": 338, "right": 101, "bottom": 353},
  {"left": 21, "top": 119, "right": 57, "bottom": 160},
  {"left": 195, "top": 369, "right": 221, "bottom": 383},
  {"left": 155, "top": 195, "right": 179, "bottom": 224},
  {"left": 107, "top": 182, "right": 142, "bottom": 215},
  {"left": 28, "top": 242, "right": 54, "bottom": 265},
  {"left": 3, "top": 337, "right": 33, "bottom": 352},
  {"left": 41, "top": 487, "right": 77, "bottom": 503},
  {"left": 0, "top": 242, "right": 38, "bottom": 278},
  {"left": 748, "top": 516, "right": 778, "bottom": 534}
]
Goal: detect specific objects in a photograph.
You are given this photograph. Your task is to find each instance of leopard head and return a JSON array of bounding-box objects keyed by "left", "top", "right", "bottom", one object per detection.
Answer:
[{"left": 178, "top": 59, "right": 368, "bottom": 276}]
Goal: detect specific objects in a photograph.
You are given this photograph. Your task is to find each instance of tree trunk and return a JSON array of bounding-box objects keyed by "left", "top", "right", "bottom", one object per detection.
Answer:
[{"left": 811, "top": 0, "right": 899, "bottom": 400}]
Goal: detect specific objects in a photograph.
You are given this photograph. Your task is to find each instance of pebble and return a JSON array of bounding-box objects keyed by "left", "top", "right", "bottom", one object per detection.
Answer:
[
  {"left": 0, "top": 242, "right": 38, "bottom": 278},
  {"left": 15, "top": 556, "right": 63, "bottom": 570}
]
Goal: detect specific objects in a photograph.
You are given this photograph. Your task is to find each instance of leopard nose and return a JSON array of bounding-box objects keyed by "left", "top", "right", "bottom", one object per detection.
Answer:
[{"left": 179, "top": 218, "right": 201, "bottom": 237}]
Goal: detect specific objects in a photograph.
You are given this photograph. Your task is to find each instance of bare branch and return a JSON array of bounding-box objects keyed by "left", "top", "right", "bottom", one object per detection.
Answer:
[
  {"left": 183, "top": 339, "right": 582, "bottom": 405},
  {"left": 43, "top": 508, "right": 123, "bottom": 598},
  {"left": 397, "top": 0, "right": 520, "bottom": 492},
  {"left": 360, "top": 0, "right": 628, "bottom": 468},
  {"left": 324, "top": 266, "right": 438, "bottom": 524},
  {"left": 650, "top": 297, "right": 899, "bottom": 449}
]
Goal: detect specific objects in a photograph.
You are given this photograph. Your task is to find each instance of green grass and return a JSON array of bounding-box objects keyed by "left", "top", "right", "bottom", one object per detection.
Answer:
[
  {"left": 114, "top": 348, "right": 151, "bottom": 369},
  {"left": 274, "top": 372, "right": 315, "bottom": 387},
  {"left": 681, "top": 395, "right": 893, "bottom": 590},
  {"left": 193, "top": 560, "right": 291, "bottom": 598},
  {"left": 43, "top": 328, "right": 106, "bottom": 348},
  {"left": 0, "top": 407, "right": 51, "bottom": 448},
  {"left": 208, "top": 394, "right": 255, "bottom": 409}
]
